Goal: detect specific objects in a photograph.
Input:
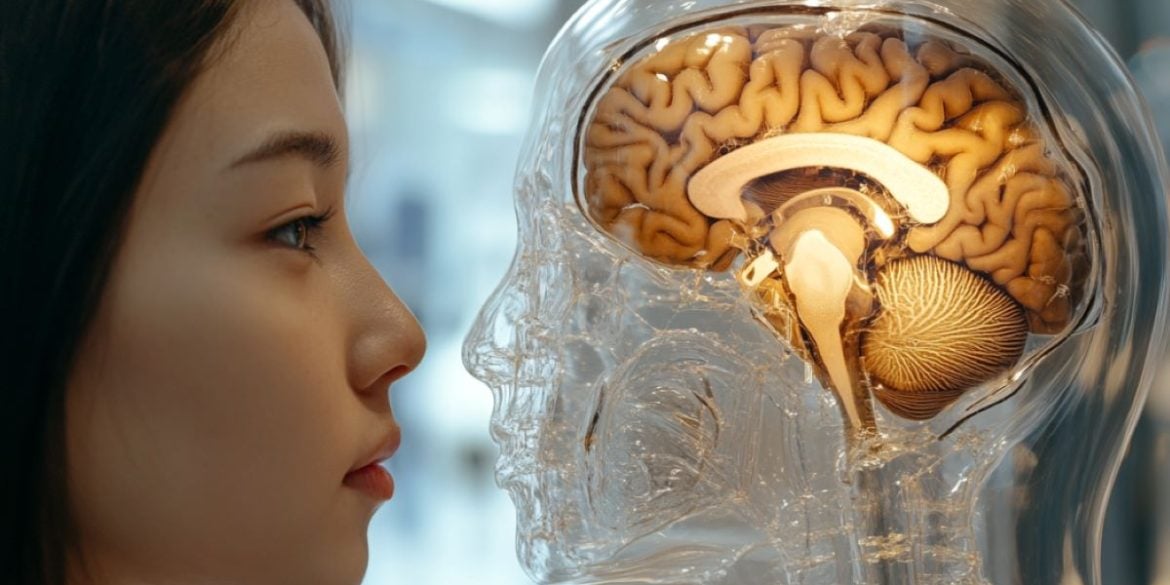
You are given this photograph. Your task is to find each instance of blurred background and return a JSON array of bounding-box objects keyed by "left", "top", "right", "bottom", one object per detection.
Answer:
[{"left": 341, "top": 1, "right": 1170, "bottom": 583}]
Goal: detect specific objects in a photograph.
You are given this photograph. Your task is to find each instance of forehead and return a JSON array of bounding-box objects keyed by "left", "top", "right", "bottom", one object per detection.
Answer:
[{"left": 158, "top": 0, "right": 343, "bottom": 168}]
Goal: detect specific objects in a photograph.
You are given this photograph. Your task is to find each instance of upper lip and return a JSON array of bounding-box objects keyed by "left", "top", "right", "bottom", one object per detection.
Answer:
[{"left": 348, "top": 425, "right": 401, "bottom": 474}]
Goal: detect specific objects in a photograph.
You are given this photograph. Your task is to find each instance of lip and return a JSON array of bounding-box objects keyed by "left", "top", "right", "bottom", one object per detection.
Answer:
[
  {"left": 344, "top": 462, "right": 395, "bottom": 501},
  {"left": 344, "top": 426, "right": 401, "bottom": 500},
  {"left": 350, "top": 426, "right": 401, "bottom": 472}
]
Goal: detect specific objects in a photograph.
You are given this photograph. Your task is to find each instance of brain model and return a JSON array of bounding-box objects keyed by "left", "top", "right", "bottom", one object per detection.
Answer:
[{"left": 580, "top": 26, "right": 1088, "bottom": 433}]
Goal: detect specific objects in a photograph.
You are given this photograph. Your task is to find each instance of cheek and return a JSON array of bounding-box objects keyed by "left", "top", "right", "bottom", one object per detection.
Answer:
[{"left": 67, "top": 244, "right": 367, "bottom": 581}]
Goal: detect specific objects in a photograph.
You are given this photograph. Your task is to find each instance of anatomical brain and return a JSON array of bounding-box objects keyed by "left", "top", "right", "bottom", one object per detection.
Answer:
[{"left": 580, "top": 25, "right": 1089, "bottom": 433}]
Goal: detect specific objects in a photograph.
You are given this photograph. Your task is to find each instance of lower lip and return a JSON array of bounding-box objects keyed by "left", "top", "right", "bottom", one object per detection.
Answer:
[{"left": 344, "top": 463, "right": 394, "bottom": 501}]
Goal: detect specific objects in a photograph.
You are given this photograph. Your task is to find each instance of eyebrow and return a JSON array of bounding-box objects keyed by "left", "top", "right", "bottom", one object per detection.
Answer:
[{"left": 229, "top": 129, "right": 343, "bottom": 170}]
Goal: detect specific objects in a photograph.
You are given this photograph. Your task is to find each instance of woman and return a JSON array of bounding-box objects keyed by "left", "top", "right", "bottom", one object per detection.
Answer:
[{"left": 0, "top": 1, "right": 427, "bottom": 584}]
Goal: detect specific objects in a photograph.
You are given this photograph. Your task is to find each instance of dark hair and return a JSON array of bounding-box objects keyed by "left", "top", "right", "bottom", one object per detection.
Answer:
[{"left": 0, "top": 2, "right": 342, "bottom": 583}]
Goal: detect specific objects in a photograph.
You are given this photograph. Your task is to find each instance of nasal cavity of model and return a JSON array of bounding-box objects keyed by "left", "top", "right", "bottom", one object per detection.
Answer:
[{"left": 688, "top": 133, "right": 1028, "bottom": 435}]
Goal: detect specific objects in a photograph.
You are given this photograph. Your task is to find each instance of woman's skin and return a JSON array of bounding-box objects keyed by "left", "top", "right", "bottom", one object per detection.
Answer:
[{"left": 64, "top": 1, "right": 425, "bottom": 584}]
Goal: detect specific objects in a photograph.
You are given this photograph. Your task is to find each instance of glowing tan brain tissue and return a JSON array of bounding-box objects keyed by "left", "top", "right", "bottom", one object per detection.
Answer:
[{"left": 580, "top": 26, "right": 1088, "bottom": 433}]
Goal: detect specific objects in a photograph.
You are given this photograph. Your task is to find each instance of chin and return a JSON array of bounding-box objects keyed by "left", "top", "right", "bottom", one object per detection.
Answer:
[
  {"left": 287, "top": 516, "right": 372, "bottom": 585},
  {"left": 300, "top": 543, "right": 369, "bottom": 585},
  {"left": 334, "top": 528, "right": 372, "bottom": 585}
]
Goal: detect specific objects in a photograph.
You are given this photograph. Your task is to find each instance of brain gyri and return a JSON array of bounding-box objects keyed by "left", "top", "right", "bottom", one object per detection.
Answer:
[{"left": 580, "top": 26, "right": 1089, "bottom": 434}]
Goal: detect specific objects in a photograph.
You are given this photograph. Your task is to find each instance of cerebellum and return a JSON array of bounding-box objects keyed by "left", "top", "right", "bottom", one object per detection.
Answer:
[{"left": 863, "top": 256, "right": 1029, "bottom": 419}]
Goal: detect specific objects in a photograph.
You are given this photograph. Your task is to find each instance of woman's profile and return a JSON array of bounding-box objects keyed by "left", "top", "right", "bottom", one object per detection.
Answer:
[{"left": 0, "top": 2, "right": 427, "bottom": 584}]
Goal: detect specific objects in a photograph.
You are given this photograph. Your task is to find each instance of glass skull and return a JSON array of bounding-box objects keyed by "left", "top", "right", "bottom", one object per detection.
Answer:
[{"left": 463, "top": 1, "right": 1170, "bottom": 584}]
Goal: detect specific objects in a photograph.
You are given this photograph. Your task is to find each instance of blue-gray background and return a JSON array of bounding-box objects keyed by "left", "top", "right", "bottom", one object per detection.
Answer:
[{"left": 341, "top": 2, "right": 1170, "bottom": 583}]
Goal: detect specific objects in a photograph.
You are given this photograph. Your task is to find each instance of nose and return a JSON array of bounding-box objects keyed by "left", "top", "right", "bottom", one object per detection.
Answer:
[
  {"left": 344, "top": 244, "right": 427, "bottom": 399},
  {"left": 462, "top": 271, "right": 519, "bottom": 384}
]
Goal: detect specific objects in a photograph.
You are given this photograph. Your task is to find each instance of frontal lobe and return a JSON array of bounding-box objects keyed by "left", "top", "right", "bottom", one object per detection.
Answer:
[{"left": 580, "top": 22, "right": 1091, "bottom": 428}]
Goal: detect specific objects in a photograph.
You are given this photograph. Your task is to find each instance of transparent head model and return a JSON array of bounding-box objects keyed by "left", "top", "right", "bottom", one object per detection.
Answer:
[{"left": 463, "top": 1, "right": 1170, "bottom": 583}]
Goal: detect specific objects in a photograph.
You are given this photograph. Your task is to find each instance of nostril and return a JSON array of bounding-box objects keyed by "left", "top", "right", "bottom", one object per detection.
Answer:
[
  {"left": 384, "top": 364, "right": 413, "bottom": 386},
  {"left": 359, "top": 363, "right": 414, "bottom": 397}
]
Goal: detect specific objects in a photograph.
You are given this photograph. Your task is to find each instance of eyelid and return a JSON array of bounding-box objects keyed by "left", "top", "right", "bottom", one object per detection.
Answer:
[{"left": 266, "top": 206, "right": 336, "bottom": 256}]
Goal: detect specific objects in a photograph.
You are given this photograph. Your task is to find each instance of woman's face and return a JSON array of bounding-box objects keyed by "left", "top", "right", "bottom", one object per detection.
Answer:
[{"left": 65, "top": 2, "right": 425, "bottom": 584}]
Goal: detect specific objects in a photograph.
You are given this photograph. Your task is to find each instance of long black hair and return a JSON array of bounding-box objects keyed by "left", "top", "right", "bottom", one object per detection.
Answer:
[{"left": 0, "top": 2, "right": 342, "bottom": 583}]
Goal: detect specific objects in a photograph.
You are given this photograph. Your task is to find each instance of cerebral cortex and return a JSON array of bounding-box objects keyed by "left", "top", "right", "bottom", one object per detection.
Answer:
[{"left": 581, "top": 25, "right": 1089, "bottom": 428}]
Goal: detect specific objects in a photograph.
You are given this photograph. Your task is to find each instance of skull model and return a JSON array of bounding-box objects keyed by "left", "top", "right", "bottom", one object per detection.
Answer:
[{"left": 464, "top": 1, "right": 1170, "bottom": 584}]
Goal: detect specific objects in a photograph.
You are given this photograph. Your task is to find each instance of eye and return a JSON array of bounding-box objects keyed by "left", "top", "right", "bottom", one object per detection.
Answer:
[{"left": 267, "top": 208, "right": 334, "bottom": 254}]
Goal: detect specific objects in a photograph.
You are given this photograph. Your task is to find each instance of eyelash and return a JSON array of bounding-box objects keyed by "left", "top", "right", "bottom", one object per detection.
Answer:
[{"left": 267, "top": 207, "right": 335, "bottom": 256}]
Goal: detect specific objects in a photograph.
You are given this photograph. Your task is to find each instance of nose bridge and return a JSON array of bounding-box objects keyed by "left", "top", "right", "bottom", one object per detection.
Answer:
[{"left": 344, "top": 241, "right": 426, "bottom": 392}]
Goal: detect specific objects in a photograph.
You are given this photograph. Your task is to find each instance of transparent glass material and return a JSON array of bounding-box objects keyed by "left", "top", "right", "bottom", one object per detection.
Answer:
[{"left": 463, "top": 1, "right": 1170, "bottom": 583}]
